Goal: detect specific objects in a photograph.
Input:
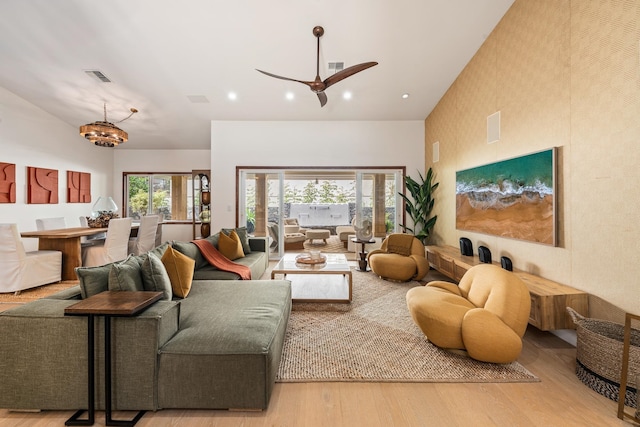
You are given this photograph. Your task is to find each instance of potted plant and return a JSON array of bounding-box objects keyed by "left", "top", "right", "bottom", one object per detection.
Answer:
[
  {"left": 246, "top": 208, "right": 256, "bottom": 233},
  {"left": 398, "top": 168, "right": 439, "bottom": 244}
]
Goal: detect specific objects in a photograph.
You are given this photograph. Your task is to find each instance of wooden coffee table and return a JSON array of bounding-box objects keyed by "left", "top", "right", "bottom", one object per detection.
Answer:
[{"left": 271, "top": 253, "right": 352, "bottom": 303}]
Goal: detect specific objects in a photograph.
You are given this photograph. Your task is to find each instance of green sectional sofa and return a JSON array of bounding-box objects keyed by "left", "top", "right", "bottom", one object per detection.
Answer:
[{"left": 0, "top": 235, "right": 291, "bottom": 412}]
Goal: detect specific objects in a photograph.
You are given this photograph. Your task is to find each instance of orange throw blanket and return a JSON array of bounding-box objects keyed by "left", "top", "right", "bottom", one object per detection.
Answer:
[{"left": 191, "top": 239, "right": 252, "bottom": 280}]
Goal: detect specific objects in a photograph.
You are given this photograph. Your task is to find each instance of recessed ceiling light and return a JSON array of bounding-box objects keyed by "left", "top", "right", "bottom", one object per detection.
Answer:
[
  {"left": 228, "top": 92, "right": 237, "bottom": 101},
  {"left": 402, "top": 93, "right": 410, "bottom": 99},
  {"left": 343, "top": 91, "right": 352, "bottom": 100},
  {"left": 285, "top": 92, "right": 295, "bottom": 101}
]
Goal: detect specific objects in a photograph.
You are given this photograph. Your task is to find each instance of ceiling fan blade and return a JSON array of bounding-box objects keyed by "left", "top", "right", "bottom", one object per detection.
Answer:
[
  {"left": 256, "top": 69, "right": 313, "bottom": 87},
  {"left": 323, "top": 62, "right": 378, "bottom": 89},
  {"left": 317, "top": 91, "right": 328, "bottom": 107}
]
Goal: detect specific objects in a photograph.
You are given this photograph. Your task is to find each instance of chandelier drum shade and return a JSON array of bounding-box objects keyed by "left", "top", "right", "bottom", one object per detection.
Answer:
[{"left": 79, "top": 103, "right": 138, "bottom": 147}]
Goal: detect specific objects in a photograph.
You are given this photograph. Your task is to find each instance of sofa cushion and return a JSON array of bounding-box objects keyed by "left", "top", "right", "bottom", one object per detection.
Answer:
[
  {"left": 157, "top": 280, "right": 291, "bottom": 409},
  {"left": 221, "top": 227, "right": 251, "bottom": 254},
  {"left": 161, "top": 246, "right": 195, "bottom": 298},
  {"left": 218, "top": 229, "right": 244, "bottom": 260},
  {"left": 109, "top": 255, "right": 144, "bottom": 292},
  {"left": 140, "top": 252, "right": 173, "bottom": 301},
  {"left": 192, "top": 251, "right": 262, "bottom": 281},
  {"left": 75, "top": 263, "right": 112, "bottom": 299}
]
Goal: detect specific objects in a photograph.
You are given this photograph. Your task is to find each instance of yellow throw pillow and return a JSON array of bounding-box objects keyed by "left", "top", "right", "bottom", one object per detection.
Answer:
[
  {"left": 161, "top": 246, "right": 195, "bottom": 298},
  {"left": 218, "top": 229, "right": 245, "bottom": 260}
]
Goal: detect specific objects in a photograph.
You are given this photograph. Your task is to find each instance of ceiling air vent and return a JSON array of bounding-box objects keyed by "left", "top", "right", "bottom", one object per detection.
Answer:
[
  {"left": 84, "top": 70, "right": 112, "bottom": 83},
  {"left": 328, "top": 62, "right": 344, "bottom": 73}
]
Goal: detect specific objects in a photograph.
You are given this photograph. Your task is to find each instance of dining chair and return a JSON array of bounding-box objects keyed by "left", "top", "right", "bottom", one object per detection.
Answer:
[
  {"left": 154, "top": 213, "right": 164, "bottom": 247},
  {"left": 0, "top": 223, "right": 62, "bottom": 293},
  {"left": 128, "top": 215, "right": 159, "bottom": 256},
  {"left": 79, "top": 216, "right": 107, "bottom": 244},
  {"left": 35, "top": 217, "right": 66, "bottom": 230},
  {"left": 82, "top": 218, "right": 133, "bottom": 267}
]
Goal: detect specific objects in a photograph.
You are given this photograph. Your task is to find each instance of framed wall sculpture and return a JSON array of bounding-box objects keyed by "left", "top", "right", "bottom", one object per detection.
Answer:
[
  {"left": 456, "top": 148, "right": 556, "bottom": 246},
  {"left": 0, "top": 162, "right": 16, "bottom": 203},
  {"left": 27, "top": 166, "right": 59, "bottom": 204},
  {"left": 67, "top": 171, "right": 91, "bottom": 203}
]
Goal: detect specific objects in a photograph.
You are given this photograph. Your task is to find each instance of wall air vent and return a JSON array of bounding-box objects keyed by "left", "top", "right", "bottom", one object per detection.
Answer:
[
  {"left": 328, "top": 62, "right": 344, "bottom": 73},
  {"left": 84, "top": 70, "right": 112, "bottom": 83}
]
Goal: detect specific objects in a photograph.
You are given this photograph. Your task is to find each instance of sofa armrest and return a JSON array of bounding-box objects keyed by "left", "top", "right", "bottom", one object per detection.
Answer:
[
  {"left": 249, "top": 237, "right": 268, "bottom": 253},
  {"left": 426, "top": 280, "right": 462, "bottom": 296},
  {"left": 410, "top": 255, "right": 430, "bottom": 281},
  {"left": 44, "top": 285, "right": 82, "bottom": 300},
  {"left": 366, "top": 248, "right": 386, "bottom": 261},
  {"left": 0, "top": 298, "right": 180, "bottom": 411}
]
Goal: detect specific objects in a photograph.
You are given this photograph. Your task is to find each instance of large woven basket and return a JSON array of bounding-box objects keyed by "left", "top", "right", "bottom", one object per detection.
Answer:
[{"left": 567, "top": 307, "right": 640, "bottom": 407}]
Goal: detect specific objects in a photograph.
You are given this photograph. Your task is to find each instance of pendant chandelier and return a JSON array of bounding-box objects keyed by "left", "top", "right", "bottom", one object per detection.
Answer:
[{"left": 79, "top": 103, "right": 138, "bottom": 147}]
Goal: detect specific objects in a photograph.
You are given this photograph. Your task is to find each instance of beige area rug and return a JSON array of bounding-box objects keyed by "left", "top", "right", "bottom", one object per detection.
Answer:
[
  {"left": 276, "top": 268, "right": 539, "bottom": 383},
  {"left": 0, "top": 281, "right": 78, "bottom": 304}
]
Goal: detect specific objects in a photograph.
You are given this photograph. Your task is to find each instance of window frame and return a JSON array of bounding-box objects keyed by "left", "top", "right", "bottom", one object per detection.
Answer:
[{"left": 122, "top": 171, "right": 195, "bottom": 224}]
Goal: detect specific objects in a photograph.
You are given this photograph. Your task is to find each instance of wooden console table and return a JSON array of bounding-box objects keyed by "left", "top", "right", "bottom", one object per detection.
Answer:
[
  {"left": 425, "top": 245, "right": 589, "bottom": 331},
  {"left": 64, "top": 291, "right": 163, "bottom": 426}
]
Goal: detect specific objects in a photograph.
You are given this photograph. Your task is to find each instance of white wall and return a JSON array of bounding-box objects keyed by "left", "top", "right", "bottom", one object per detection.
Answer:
[
  {"left": 0, "top": 86, "right": 113, "bottom": 251},
  {"left": 113, "top": 149, "right": 210, "bottom": 242},
  {"left": 210, "top": 121, "right": 425, "bottom": 232}
]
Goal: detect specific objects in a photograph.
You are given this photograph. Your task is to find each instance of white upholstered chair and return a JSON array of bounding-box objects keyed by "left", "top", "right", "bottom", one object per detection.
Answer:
[
  {"left": 154, "top": 213, "right": 164, "bottom": 247},
  {"left": 35, "top": 217, "right": 66, "bottom": 230},
  {"left": 82, "top": 218, "right": 132, "bottom": 267},
  {"left": 128, "top": 215, "right": 159, "bottom": 256},
  {"left": 0, "top": 223, "right": 62, "bottom": 293},
  {"left": 78, "top": 216, "right": 107, "bottom": 244}
]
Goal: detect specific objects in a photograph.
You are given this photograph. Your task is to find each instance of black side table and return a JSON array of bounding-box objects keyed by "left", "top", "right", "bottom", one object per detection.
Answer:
[
  {"left": 351, "top": 237, "right": 376, "bottom": 272},
  {"left": 64, "top": 291, "right": 163, "bottom": 426}
]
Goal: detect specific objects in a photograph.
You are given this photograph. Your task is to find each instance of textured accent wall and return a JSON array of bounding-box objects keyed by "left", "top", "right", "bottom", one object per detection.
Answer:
[{"left": 425, "top": 0, "right": 640, "bottom": 316}]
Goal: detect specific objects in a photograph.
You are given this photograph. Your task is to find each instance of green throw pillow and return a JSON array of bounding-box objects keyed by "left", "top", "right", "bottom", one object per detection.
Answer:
[
  {"left": 108, "top": 255, "right": 144, "bottom": 292},
  {"left": 171, "top": 241, "right": 207, "bottom": 269},
  {"left": 75, "top": 264, "right": 113, "bottom": 299},
  {"left": 205, "top": 233, "right": 220, "bottom": 249},
  {"left": 140, "top": 252, "right": 173, "bottom": 301},
  {"left": 222, "top": 226, "right": 251, "bottom": 254},
  {"left": 149, "top": 241, "right": 171, "bottom": 259}
]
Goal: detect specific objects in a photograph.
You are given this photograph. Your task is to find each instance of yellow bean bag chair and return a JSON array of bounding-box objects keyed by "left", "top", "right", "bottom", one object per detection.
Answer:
[
  {"left": 367, "top": 234, "right": 429, "bottom": 282},
  {"left": 406, "top": 263, "right": 531, "bottom": 363}
]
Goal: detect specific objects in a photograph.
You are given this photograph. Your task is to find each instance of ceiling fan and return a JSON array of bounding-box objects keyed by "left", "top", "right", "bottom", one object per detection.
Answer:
[{"left": 256, "top": 26, "right": 378, "bottom": 107}]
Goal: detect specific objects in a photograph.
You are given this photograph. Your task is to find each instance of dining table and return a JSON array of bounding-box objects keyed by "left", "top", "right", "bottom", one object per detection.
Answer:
[{"left": 21, "top": 225, "right": 138, "bottom": 281}]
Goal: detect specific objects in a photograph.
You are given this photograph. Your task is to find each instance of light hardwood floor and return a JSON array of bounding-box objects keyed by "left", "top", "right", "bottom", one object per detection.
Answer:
[
  {"left": 0, "top": 260, "right": 632, "bottom": 426},
  {"left": 0, "top": 322, "right": 629, "bottom": 426}
]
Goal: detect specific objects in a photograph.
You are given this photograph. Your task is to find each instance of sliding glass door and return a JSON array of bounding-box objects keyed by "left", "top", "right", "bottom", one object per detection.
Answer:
[{"left": 238, "top": 167, "right": 404, "bottom": 260}]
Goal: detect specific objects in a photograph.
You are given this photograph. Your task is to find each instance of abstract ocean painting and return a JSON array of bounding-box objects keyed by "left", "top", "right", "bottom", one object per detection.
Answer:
[{"left": 456, "top": 148, "right": 556, "bottom": 245}]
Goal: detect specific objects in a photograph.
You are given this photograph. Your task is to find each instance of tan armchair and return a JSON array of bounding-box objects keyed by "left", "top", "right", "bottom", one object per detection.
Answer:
[
  {"left": 284, "top": 218, "right": 307, "bottom": 234},
  {"left": 283, "top": 218, "right": 306, "bottom": 250},
  {"left": 367, "top": 234, "right": 429, "bottom": 282},
  {"left": 406, "top": 264, "right": 531, "bottom": 364}
]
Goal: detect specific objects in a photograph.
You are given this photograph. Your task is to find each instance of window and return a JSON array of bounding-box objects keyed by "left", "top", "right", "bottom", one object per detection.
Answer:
[{"left": 124, "top": 173, "right": 193, "bottom": 222}]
